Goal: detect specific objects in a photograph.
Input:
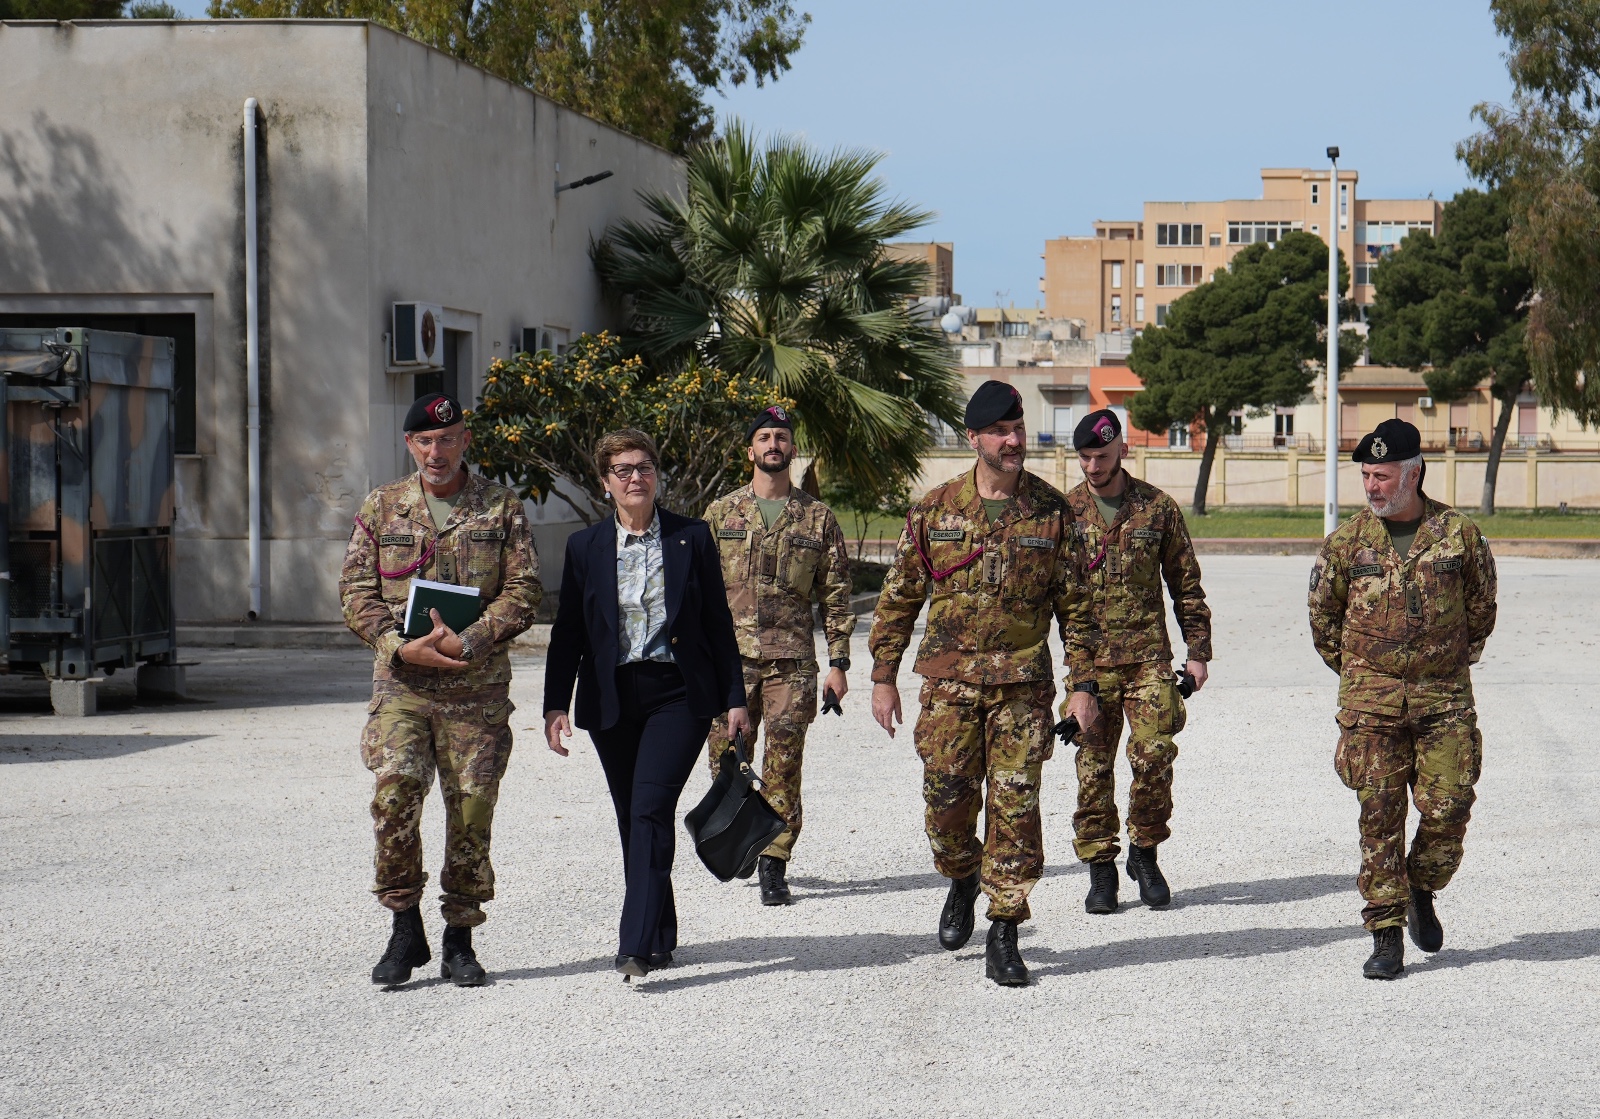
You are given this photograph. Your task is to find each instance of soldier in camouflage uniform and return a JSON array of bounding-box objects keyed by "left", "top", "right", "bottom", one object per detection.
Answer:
[
  {"left": 339, "top": 392, "right": 543, "bottom": 987},
  {"left": 704, "top": 406, "right": 855, "bottom": 905},
  {"left": 1064, "top": 409, "right": 1212, "bottom": 914},
  {"left": 870, "top": 380, "right": 1100, "bottom": 988},
  {"left": 1308, "top": 419, "right": 1496, "bottom": 980}
]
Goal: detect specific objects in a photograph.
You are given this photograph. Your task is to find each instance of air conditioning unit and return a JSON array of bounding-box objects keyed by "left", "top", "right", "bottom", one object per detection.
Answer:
[
  {"left": 1418, "top": 396, "right": 1434, "bottom": 410},
  {"left": 392, "top": 302, "right": 445, "bottom": 366}
]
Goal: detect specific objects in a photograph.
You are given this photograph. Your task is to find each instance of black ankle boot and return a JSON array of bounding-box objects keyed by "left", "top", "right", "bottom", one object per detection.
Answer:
[
  {"left": 1126, "top": 843, "right": 1171, "bottom": 907},
  {"left": 1363, "top": 926, "right": 1405, "bottom": 980},
  {"left": 1084, "top": 859, "right": 1119, "bottom": 914},
  {"left": 440, "top": 925, "right": 487, "bottom": 986},
  {"left": 938, "top": 871, "right": 981, "bottom": 950},
  {"left": 371, "top": 905, "right": 430, "bottom": 985},
  {"left": 758, "top": 854, "right": 792, "bottom": 906},
  {"left": 1407, "top": 888, "right": 1444, "bottom": 953},
  {"left": 984, "top": 919, "right": 1029, "bottom": 987}
]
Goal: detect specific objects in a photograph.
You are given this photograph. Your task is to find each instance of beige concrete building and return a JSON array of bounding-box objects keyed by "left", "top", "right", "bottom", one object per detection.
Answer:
[
  {"left": 883, "top": 241, "right": 955, "bottom": 301},
  {"left": 1042, "top": 167, "right": 1440, "bottom": 332},
  {"left": 0, "top": 19, "right": 684, "bottom": 623}
]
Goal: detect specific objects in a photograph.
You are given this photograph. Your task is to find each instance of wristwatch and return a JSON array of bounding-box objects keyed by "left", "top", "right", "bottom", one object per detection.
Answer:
[
  {"left": 1071, "top": 680, "right": 1100, "bottom": 697},
  {"left": 829, "top": 657, "right": 851, "bottom": 671}
]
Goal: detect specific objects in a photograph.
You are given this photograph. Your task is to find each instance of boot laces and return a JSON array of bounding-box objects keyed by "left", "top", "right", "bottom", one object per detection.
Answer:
[{"left": 992, "top": 922, "right": 1022, "bottom": 967}]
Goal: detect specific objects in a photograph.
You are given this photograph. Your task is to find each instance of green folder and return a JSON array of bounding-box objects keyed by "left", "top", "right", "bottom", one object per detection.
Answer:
[{"left": 402, "top": 578, "right": 484, "bottom": 638}]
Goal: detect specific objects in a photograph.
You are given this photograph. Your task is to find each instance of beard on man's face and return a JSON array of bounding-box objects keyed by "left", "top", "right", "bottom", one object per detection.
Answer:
[
  {"left": 977, "top": 442, "right": 1024, "bottom": 474},
  {"left": 756, "top": 448, "right": 793, "bottom": 475}
]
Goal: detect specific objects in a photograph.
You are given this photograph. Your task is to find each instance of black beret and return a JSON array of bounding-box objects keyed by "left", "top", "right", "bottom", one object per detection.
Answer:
[
  {"left": 404, "top": 392, "right": 463, "bottom": 433},
  {"left": 1073, "top": 408, "right": 1122, "bottom": 451},
  {"left": 746, "top": 404, "right": 794, "bottom": 441},
  {"left": 1352, "top": 418, "right": 1422, "bottom": 464},
  {"left": 964, "top": 380, "right": 1024, "bottom": 430}
]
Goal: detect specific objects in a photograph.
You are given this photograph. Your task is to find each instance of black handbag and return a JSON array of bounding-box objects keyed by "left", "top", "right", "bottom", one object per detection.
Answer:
[{"left": 684, "top": 732, "right": 787, "bottom": 882}]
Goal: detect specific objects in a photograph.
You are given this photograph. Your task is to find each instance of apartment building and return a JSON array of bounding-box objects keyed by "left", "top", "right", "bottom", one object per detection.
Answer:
[
  {"left": 1042, "top": 167, "right": 1440, "bottom": 332},
  {"left": 882, "top": 241, "right": 957, "bottom": 301}
]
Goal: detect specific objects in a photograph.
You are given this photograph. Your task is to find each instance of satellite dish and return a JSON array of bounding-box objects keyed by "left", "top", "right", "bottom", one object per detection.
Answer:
[{"left": 940, "top": 312, "right": 964, "bottom": 334}]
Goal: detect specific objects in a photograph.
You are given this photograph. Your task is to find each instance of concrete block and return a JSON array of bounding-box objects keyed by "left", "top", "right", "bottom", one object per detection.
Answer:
[
  {"left": 136, "top": 663, "right": 188, "bottom": 700},
  {"left": 49, "top": 679, "right": 98, "bottom": 717}
]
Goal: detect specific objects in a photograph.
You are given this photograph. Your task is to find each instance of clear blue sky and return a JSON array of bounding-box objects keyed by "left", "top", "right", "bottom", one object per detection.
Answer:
[
  {"left": 170, "top": 1, "right": 1514, "bottom": 306},
  {"left": 714, "top": 0, "right": 1514, "bottom": 307}
]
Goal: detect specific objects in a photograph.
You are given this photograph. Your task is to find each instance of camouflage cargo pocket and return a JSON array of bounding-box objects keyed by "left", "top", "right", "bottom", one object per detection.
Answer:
[{"left": 1333, "top": 709, "right": 1411, "bottom": 791}]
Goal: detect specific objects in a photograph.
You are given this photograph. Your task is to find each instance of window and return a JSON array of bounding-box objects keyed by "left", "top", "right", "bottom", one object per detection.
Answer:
[
  {"left": 1227, "top": 221, "right": 1304, "bottom": 244},
  {"left": 1110, "top": 295, "right": 1122, "bottom": 324},
  {"left": 1155, "top": 223, "right": 1204, "bottom": 246},
  {"left": 1135, "top": 261, "right": 1145, "bottom": 287},
  {"left": 1155, "top": 304, "right": 1170, "bottom": 326},
  {"left": 1354, "top": 263, "right": 1379, "bottom": 286},
  {"left": 1135, "top": 294, "right": 1146, "bottom": 321},
  {"left": 1209, "top": 232, "right": 1222, "bottom": 246},
  {"left": 1001, "top": 321, "right": 1030, "bottom": 337},
  {"left": 1311, "top": 183, "right": 1320, "bottom": 206},
  {"left": 1167, "top": 422, "right": 1190, "bottom": 448},
  {"left": 1355, "top": 220, "right": 1433, "bottom": 245},
  {"left": 1156, "top": 264, "right": 1205, "bottom": 286},
  {"left": 1227, "top": 410, "right": 1244, "bottom": 437},
  {"left": 1110, "top": 261, "right": 1123, "bottom": 288}
]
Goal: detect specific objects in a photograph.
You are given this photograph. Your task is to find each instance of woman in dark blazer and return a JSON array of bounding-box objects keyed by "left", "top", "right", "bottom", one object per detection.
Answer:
[{"left": 544, "top": 429, "right": 749, "bottom": 978}]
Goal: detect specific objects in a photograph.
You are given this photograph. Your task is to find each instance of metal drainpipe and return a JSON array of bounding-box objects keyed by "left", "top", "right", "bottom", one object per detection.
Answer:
[{"left": 244, "top": 98, "right": 262, "bottom": 619}]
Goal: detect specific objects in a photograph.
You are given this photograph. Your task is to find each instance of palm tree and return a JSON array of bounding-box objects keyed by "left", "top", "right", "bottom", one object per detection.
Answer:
[{"left": 592, "top": 121, "right": 962, "bottom": 501}]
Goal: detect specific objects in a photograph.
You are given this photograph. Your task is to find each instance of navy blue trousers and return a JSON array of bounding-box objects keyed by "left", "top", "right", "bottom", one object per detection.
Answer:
[{"left": 590, "top": 662, "right": 711, "bottom": 959}]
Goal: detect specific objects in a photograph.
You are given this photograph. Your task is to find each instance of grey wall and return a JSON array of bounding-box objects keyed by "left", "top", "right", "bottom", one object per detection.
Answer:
[{"left": 0, "top": 19, "right": 683, "bottom": 623}]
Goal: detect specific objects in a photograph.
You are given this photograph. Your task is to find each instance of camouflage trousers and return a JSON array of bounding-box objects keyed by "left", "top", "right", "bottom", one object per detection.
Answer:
[
  {"left": 914, "top": 677, "right": 1055, "bottom": 923},
  {"left": 708, "top": 657, "right": 818, "bottom": 860},
  {"left": 1335, "top": 706, "right": 1481, "bottom": 931},
  {"left": 359, "top": 678, "right": 516, "bottom": 927},
  {"left": 1072, "top": 661, "right": 1186, "bottom": 863}
]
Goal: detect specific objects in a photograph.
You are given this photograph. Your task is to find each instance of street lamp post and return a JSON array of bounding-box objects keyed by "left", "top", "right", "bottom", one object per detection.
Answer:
[{"left": 1324, "top": 146, "right": 1341, "bottom": 536}]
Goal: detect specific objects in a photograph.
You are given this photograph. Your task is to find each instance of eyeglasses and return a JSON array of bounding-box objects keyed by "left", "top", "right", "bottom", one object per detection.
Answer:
[
  {"left": 409, "top": 433, "right": 464, "bottom": 451},
  {"left": 606, "top": 462, "right": 658, "bottom": 481}
]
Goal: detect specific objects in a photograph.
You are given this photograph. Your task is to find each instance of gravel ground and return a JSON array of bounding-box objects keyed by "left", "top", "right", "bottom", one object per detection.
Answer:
[{"left": 2, "top": 556, "right": 1597, "bottom": 1118}]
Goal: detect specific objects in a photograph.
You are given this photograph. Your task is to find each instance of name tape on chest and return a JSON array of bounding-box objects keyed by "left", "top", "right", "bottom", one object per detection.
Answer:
[
  {"left": 1017, "top": 536, "right": 1053, "bottom": 549},
  {"left": 790, "top": 535, "right": 824, "bottom": 551},
  {"left": 717, "top": 529, "right": 749, "bottom": 540},
  {"left": 929, "top": 529, "right": 966, "bottom": 542},
  {"left": 1349, "top": 563, "right": 1384, "bottom": 578},
  {"left": 468, "top": 529, "right": 506, "bottom": 541},
  {"left": 379, "top": 534, "right": 416, "bottom": 546},
  {"left": 1432, "top": 557, "right": 1463, "bottom": 573},
  {"left": 1132, "top": 528, "right": 1163, "bottom": 541}
]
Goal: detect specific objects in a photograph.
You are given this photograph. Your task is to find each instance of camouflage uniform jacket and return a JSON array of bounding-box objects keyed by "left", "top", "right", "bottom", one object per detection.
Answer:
[
  {"left": 1307, "top": 496, "right": 1496, "bottom": 717},
  {"left": 340, "top": 470, "right": 543, "bottom": 690},
  {"left": 703, "top": 484, "right": 855, "bottom": 663},
  {"left": 869, "top": 467, "right": 1097, "bottom": 687},
  {"left": 1065, "top": 471, "right": 1212, "bottom": 667}
]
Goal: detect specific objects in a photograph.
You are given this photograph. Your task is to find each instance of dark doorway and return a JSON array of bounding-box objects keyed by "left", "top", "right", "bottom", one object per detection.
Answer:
[
  {"left": 414, "top": 328, "right": 466, "bottom": 402},
  {"left": 0, "top": 313, "right": 196, "bottom": 454}
]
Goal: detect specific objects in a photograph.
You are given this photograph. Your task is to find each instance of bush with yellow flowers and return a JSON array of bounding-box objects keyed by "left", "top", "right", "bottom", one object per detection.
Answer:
[{"left": 467, "top": 331, "right": 791, "bottom": 521}]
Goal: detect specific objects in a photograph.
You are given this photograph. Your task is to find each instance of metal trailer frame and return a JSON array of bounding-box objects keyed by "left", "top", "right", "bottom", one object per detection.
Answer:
[{"left": 0, "top": 326, "right": 184, "bottom": 715}]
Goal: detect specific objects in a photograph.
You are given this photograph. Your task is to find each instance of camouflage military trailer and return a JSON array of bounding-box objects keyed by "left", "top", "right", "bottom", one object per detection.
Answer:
[{"left": 0, "top": 327, "right": 182, "bottom": 716}]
